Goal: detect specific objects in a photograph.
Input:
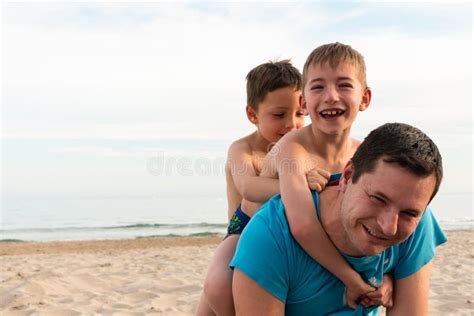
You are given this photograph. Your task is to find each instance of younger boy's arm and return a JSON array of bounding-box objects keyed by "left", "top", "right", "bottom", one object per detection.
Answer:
[
  {"left": 276, "top": 141, "right": 373, "bottom": 307},
  {"left": 227, "top": 141, "right": 280, "bottom": 203}
]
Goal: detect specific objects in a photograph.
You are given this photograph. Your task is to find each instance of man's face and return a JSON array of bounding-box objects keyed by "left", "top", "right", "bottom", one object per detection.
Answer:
[{"left": 339, "top": 159, "right": 436, "bottom": 256}]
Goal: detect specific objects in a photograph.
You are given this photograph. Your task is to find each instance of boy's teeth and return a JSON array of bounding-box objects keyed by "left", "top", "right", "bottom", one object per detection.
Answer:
[{"left": 322, "top": 110, "right": 342, "bottom": 115}]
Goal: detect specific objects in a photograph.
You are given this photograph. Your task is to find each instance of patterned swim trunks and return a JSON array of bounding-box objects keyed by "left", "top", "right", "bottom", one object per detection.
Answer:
[{"left": 225, "top": 206, "right": 251, "bottom": 238}]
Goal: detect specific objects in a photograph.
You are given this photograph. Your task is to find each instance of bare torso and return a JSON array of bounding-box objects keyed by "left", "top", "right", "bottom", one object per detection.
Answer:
[
  {"left": 241, "top": 125, "right": 360, "bottom": 215},
  {"left": 225, "top": 132, "right": 267, "bottom": 220}
]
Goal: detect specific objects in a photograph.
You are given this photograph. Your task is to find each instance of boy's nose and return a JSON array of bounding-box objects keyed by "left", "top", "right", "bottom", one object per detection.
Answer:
[
  {"left": 324, "top": 86, "right": 339, "bottom": 104},
  {"left": 377, "top": 209, "right": 398, "bottom": 237},
  {"left": 285, "top": 116, "right": 298, "bottom": 131}
]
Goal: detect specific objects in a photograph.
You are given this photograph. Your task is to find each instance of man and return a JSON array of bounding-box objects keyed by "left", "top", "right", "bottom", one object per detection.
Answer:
[{"left": 231, "top": 123, "right": 447, "bottom": 315}]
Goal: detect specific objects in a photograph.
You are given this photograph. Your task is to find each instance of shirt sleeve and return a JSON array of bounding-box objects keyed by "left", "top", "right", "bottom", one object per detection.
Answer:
[
  {"left": 393, "top": 207, "right": 447, "bottom": 280},
  {"left": 230, "top": 207, "right": 290, "bottom": 302}
]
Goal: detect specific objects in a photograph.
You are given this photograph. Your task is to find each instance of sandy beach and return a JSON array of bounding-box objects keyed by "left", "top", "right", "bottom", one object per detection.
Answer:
[{"left": 1, "top": 230, "right": 472, "bottom": 315}]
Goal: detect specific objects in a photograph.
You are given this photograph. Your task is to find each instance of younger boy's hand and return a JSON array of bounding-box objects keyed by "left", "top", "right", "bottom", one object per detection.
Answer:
[
  {"left": 360, "top": 274, "right": 394, "bottom": 308},
  {"left": 306, "top": 168, "right": 331, "bottom": 192}
]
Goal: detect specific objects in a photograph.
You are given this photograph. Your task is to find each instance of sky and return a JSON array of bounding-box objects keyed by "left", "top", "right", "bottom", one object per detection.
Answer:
[{"left": 1, "top": 1, "right": 473, "bottom": 220}]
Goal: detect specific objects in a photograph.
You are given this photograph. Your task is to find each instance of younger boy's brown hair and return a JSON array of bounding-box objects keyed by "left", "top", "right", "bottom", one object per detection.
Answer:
[
  {"left": 303, "top": 42, "right": 367, "bottom": 89},
  {"left": 246, "top": 60, "right": 302, "bottom": 110}
]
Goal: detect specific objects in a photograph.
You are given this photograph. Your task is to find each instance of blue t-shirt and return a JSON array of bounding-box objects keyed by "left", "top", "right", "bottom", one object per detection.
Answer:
[{"left": 231, "top": 189, "right": 447, "bottom": 315}]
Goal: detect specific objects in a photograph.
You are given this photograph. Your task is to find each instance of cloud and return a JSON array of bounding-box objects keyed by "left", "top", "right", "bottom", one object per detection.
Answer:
[
  {"left": 2, "top": 2, "right": 472, "bottom": 201},
  {"left": 3, "top": 3, "right": 472, "bottom": 142}
]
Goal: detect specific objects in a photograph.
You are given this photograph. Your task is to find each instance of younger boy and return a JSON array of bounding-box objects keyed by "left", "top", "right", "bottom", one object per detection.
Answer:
[{"left": 196, "top": 60, "right": 328, "bottom": 315}]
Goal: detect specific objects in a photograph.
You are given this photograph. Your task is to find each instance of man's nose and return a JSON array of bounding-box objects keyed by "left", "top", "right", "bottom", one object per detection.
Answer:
[{"left": 377, "top": 209, "right": 398, "bottom": 237}]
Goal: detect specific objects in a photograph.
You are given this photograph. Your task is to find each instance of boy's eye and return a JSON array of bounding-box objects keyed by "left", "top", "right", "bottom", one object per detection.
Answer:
[
  {"left": 310, "top": 85, "right": 324, "bottom": 91},
  {"left": 272, "top": 113, "right": 284, "bottom": 118},
  {"left": 339, "top": 83, "right": 353, "bottom": 89},
  {"left": 296, "top": 111, "right": 304, "bottom": 117}
]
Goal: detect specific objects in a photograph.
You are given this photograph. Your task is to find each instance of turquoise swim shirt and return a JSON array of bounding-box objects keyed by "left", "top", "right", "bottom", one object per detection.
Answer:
[{"left": 231, "top": 190, "right": 447, "bottom": 315}]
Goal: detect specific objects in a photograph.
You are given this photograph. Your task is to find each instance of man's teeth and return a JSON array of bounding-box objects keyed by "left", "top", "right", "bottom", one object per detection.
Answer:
[
  {"left": 365, "top": 225, "right": 380, "bottom": 238},
  {"left": 321, "top": 110, "right": 343, "bottom": 115}
]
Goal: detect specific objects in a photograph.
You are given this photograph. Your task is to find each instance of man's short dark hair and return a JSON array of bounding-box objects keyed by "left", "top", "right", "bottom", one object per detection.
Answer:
[
  {"left": 351, "top": 123, "right": 443, "bottom": 201},
  {"left": 246, "top": 60, "right": 302, "bottom": 110}
]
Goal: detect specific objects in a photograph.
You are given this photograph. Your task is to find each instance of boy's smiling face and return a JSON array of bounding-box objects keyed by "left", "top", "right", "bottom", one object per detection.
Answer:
[
  {"left": 302, "top": 62, "right": 371, "bottom": 136},
  {"left": 247, "top": 86, "right": 305, "bottom": 144}
]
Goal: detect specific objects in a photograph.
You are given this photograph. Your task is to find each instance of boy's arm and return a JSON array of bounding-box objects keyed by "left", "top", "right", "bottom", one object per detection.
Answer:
[
  {"left": 362, "top": 274, "right": 393, "bottom": 307},
  {"left": 386, "top": 261, "right": 432, "bottom": 315},
  {"left": 227, "top": 142, "right": 279, "bottom": 203},
  {"left": 276, "top": 141, "right": 373, "bottom": 306}
]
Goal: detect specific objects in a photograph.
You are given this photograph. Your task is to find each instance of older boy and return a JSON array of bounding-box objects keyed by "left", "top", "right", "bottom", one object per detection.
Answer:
[{"left": 242, "top": 42, "right": 385, "bottom": 305}]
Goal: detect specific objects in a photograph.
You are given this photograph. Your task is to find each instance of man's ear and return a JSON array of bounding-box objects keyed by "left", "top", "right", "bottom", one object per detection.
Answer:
[
  {"left": 246, "top": 105, "right": 258, "bottom": 124},
  {"left": 359, "top": 87, "right": 372, "bottom": 112},
  {"left": 339, "top": 161, "right": 354, "bottom": 192},
  {"left": 300, "top": 95, "right": 309, "bottom": 116}
]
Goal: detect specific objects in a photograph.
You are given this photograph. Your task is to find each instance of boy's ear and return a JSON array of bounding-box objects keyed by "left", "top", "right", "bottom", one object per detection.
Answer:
[
  {"left": 339, "top": 161, "right": 354, "bottom": 193},
  {"left": 300, "top": 95, "right": 309, "bottom": 116},
  {"left": 246, "top": 105, "right": 258, "bottom": 124},
  {"left": 359, "top": 87, "right": 372, "bottom": 112}
]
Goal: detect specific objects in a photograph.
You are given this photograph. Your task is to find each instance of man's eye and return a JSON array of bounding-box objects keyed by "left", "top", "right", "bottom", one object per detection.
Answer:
[
  {"left": 310, "top": 85, "right": 323, "bottom": 90},
  {"left": 370, "top": 195, "right": 385, "bottom": 205},
  {"left": 401, "top": 211, "right": 419, "bottom": 218},
  {"left": 296, "top": 111, "right": 305, "bottom": 117}
]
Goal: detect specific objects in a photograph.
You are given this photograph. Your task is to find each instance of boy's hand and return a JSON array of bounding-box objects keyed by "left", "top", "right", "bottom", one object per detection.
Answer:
[
  {"left": 360, "top": 274, "right": 394, "bottom": 308},
  {"left": 344, "top": 281, "right": 375, "bottom": 309},
  {"left": 306, "top": 168, "right": 331, "bottom": 192}
]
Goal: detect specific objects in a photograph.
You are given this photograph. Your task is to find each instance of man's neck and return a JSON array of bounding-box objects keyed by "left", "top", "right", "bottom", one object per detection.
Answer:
[{"left": 318, "top": 188, "right": 355, "bottom": 256}]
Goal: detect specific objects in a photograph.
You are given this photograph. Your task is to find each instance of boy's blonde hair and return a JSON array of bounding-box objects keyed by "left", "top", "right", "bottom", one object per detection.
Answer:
[
  {"left": 246, "top": 60, "right": 302, "bottom": 110},
  {"left": 302, "top": 42, "right": 367, "bottom": 89}
]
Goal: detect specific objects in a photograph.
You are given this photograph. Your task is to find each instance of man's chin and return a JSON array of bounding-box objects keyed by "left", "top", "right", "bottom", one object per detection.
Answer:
[{"left": 357, "top": 244, "right": 391, "bottom": 256}]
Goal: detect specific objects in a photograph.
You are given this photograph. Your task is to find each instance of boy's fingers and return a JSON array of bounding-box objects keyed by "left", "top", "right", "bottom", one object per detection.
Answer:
[
  {"left": 317, "top": 168, "right": 331, "bottom": 179},
  {"left": 346, "top": 299, "right": 357, "bottom": 309},
  {"left": 360, "top": 298, "right": 370, "bottom": 307},
  {"left": 383, "top": 298, "right": 393, "bottom": 308},
  {"left": 365, "top": 291, "right": 382, "bottom": 299},
  {"left": 307, "top": 167, "right": 331, "bottom": 179}
]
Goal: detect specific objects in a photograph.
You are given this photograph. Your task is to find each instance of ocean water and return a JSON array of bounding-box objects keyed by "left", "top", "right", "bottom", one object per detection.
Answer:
[
  {"left": 1, "top": 192, "right": 472, "bottom": 242},
  {"left": 1, "top": 196, "right": 228, "bottom": 242}
]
